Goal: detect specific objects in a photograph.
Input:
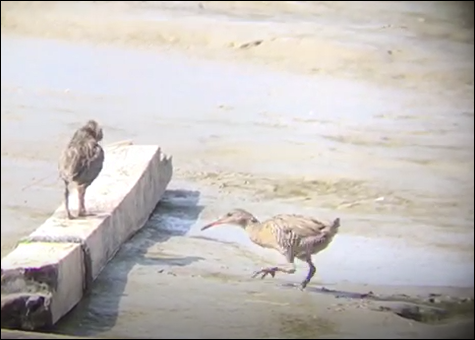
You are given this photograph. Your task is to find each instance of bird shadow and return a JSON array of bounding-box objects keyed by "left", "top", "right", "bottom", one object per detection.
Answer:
[
  {"left": 54, "top": 189, "right": 205, "bottom": 337},
  {"left": 280, "top": 283, "right": 474, "bottom": 325},
  {"left": 281, "top": 282, "right": 423, "bottom": 303},
  {"left": 281, "top": 283, "right": 381, "bottom": 300}
]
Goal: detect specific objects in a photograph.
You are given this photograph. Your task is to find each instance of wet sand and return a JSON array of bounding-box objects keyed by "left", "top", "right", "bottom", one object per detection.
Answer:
[
  {"left": 1, "top": 1, "right": 474, "bottom": 95},
  {"left": 51, "top": 184, "right": 473, "bottom": 339},
  {"left": 1, "top": 1, "right": 474, "bottom": 338}
]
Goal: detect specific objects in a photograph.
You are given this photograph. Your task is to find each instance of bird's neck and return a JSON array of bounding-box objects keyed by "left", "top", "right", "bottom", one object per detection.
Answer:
[
  {"left": 241, "top": 216, "right": 261, "bottom": 230},
  {"left": 242, "top": 219, "right": 276, "bottom": 249}
]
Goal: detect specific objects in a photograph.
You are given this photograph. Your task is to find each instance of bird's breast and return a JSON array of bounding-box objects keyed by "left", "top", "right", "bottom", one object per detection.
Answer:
[{"left": 249, "top": 226, "right": 280, "bottom": 250}]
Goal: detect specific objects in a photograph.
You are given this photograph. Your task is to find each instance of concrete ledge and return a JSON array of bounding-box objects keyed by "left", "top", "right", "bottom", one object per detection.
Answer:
[
  {"left": 1, "top": 329, "right": 97, "bottom": 339},
  {"left": 1, "top": 144, "right": 173, "bottom": 331}
]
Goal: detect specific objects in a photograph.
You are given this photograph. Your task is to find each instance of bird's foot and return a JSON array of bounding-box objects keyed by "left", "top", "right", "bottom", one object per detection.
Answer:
[
  {"left": 279, "top": 281, "right": 311, "bottom": 291},
  {"left": 299, "top": 280, "right": 310, "bottom": 291},
  {"left": 251, "top": 267, "right": 278, "bottom": 280},
  {"left": 66, "top": 211, "right": 75, "bottom": 220},
  {"left": 78, "top": 209, "right": 94, "bottom": 218}
]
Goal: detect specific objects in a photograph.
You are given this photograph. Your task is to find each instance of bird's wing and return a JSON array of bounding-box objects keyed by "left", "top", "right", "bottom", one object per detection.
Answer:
[
  {"left": 59, "top": 146, "right": 88, "bottom": 182},
  {"left": 270, "top": 214, "right": 329, "bottom": 238},
  {"left": 59, "top": 141, "right": 103, "bottom": 183},
  {"left": 83, "top": 143, "right": 105, "bottom": 182},
  {"left": 263, "top": 214, "right": 331, "bottom": 258}
]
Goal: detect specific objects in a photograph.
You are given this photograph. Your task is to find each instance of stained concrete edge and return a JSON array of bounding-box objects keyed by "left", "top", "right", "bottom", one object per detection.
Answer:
[
  {"left": 1, "top": 329, "right": 91, "bottom": 339},
  {"left": 1, "top": 144, "right": 173, "bottom": 331}
]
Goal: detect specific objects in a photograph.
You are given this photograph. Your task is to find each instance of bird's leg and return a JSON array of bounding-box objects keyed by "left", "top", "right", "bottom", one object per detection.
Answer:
[
  {"left": 77, "top": 185, "right": 87, "bottom": 217},
  {"left": 64, "top": 181, "right": 73, "bottom": 220},
  {"left": 251, "top": 263, "right": 296, "bottom": 279},
  {"left": 300, "top": 256, "right": 316, "bottom": 290},
  {"left": 252, "top": 252, "right": 296, "bottom": 279}
]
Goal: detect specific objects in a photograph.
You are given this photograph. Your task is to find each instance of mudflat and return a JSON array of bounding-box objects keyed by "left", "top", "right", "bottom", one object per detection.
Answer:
[{"left": 1, "top": 1, "right": 473, "bottom": 338}]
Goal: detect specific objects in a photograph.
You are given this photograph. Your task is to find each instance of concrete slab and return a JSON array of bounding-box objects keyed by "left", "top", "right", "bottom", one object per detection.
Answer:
[
  {"left": 1, "top": 144, "right": 173, "bottom": 331},
  {"left": 1, "top": 329, "right": 95, "bottom": 339}
]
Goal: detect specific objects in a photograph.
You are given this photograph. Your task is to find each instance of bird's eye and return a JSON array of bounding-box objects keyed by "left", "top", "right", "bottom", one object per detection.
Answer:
[{"left": 226, "top": 212, "right": 232, "bottom": 217}]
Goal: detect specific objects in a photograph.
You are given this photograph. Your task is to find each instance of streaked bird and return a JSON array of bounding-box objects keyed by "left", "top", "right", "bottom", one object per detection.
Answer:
[
  {"left": 201, "top": 208, "right": 340, "bottom": 289},
  {"left": 58, "top": 120, "right": 105, "bottom": 219}
]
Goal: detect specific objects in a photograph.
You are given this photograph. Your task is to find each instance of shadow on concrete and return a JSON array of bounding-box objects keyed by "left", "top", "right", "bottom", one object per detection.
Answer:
[{"left": 54, "top": 189, "right": 204, "bottom": 337}]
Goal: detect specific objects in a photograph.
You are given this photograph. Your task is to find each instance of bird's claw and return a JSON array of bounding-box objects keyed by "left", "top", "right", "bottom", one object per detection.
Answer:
[
  {"left": 78, "top": 209, "right": 87, "bottom": 217},
  {"left": 251, "top": 267, "right": 277, "bottom": 279},
  {"left": 299, "top": 281, "right": 309, "bottom": 290}
]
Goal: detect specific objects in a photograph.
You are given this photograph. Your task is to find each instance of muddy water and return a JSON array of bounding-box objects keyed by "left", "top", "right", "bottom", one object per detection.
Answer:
[{"left": 1, "top": 1, "right": 474, "bottom": 338}]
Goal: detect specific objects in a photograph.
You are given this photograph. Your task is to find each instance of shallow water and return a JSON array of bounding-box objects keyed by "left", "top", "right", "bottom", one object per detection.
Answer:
[{"left": 1, "top": 1, "right": 474, "bottom": 338}]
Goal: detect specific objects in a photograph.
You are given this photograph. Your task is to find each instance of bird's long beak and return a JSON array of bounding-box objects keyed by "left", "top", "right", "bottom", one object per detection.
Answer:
[{"left": 201, "top": 219, "right": 226, "bottom": 231}]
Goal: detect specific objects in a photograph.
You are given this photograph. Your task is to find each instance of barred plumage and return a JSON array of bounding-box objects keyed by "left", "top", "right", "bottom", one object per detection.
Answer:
[
  {"left": 58, "top": 120, "right": 105, "bottom": 219},
  {"left": 201, "top": 208, "right": 341, "bottom": 289}
]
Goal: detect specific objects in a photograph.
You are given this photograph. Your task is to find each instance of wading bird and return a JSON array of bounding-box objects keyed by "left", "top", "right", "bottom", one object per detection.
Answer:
[
  {"left": 201, "top": 208, "right": 340, "bottom": 289},
  {"left": 58, "top": 120, "right": 105, "bottom": 219}
]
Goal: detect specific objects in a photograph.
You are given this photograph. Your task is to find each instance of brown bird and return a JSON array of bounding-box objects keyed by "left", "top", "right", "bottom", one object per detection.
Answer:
[
  {"left": 58, "top": 120, "right": 105, "bottom": 219},
  {"left": 201, "top": 208, "right": 340, "bottom": 289}
]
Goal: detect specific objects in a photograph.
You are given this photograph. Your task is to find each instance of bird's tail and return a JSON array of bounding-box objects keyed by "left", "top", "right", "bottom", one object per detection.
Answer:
[{"left": 331, "top": 217, "right": 341, "bottom": 230}]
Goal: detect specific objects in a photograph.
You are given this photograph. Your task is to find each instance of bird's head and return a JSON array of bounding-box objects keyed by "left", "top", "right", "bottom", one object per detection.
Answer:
[
  {"left": 201, "top": 208, "right": 259, "bottom": 231},
  {"left": 84, "top": 119, "right": 103, "bottom": 142}
]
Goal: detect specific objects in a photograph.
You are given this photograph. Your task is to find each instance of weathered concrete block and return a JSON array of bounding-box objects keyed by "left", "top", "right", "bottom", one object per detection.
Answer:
[
  {"left": 1, "top": 144, "right": 173, "bottom": 331},
  {"left": 1, "top": 328, "right": 93, "bottom": 339}
]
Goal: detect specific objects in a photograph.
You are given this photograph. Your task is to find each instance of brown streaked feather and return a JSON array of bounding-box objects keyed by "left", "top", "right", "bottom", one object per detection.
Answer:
[
  {"left": 59, "top": 139, "right": 103, "bottom": 185},
  {"left": 201, "top": 208, "right": 340, "bottom": 289},
  {"left": 58, "top": 120, "right": 104, "bottom": 187},
  {"left": 253, "top": 214, "right": 339, "bottom": 258},
  {"left": 267, "top": 214, "right": 332, "bottom": 238}
]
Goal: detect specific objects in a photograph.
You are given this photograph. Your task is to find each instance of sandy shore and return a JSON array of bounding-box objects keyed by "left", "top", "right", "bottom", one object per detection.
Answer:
[
  {"left": 55, "top": 188, "right": 473, "bottom": 339},
  {"left": 1, "top": 1, "right": 473, "bottom": 98},
  {"left": 53, "top": 228, "right": 474, "bottom": 339},
  {"left": 1, "top": 1, "right": 473, "bottom": 338}
]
